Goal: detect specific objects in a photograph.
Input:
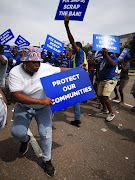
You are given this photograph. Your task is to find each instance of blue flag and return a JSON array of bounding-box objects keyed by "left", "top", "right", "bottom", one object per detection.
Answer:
[
  {"left": 92, "top": 34, "right": 120, "bottom": 54},
  {"left": 40, "top": 67, "right": 96, "bottom": 113},
  {"left": 0, "top": 29, "right": 14, "bottom": 45},
  {"left": 55, "top": 0, "right": 89, "bottom": 21},
  {"left": 118, "top": 48, "right": 130, "bottom": 61},
  {"left": 44, "top": 34, "right": 64, "bottom": 55},
  {"left": 14, "top": 35, "right": 30, "bottom": 47}
]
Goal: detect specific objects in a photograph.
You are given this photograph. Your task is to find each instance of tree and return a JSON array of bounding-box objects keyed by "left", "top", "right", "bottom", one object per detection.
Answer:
[
  {"left": 129, "top": 40, "right": 135, "bottom": 68},
  {"left": 82, "top": 45, "right": 92, "bottom": 55}
]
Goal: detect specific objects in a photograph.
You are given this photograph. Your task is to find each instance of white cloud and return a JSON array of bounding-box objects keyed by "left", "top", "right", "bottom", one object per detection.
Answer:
[{"left": 0, "top": 0, "right": 135, "bottom": 46}]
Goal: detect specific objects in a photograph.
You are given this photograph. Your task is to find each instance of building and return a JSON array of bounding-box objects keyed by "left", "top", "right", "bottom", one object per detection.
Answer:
[{"left": 118, "top": 32, "right": 135, "bottom": 47}]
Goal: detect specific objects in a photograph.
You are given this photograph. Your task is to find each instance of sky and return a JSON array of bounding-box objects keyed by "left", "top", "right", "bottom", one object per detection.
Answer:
[{"left": 0, "top": 0, "right": 135, "bottom": 47}]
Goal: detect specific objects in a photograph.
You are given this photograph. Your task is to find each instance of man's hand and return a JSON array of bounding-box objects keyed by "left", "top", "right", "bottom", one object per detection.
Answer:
[
  {"left": 59, "top": 52, "right": 63, "bottom": 57},
  {"left": 40, "top": 97, "right": 54, "bottom": 106},
  {"left": 80, "top": 63, "right": 88, "bottom": 71},
  {"left": 102, "top": 48, "right": 108, "bottom": 56},
  {"left": 64, "top": 15, "right": 69, "bottom": 26},
  {"left": 120, "top": 58, "right": 124, "bottom": 64}
]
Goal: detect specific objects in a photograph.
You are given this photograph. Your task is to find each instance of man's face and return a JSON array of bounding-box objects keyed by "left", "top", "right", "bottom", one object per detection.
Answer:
[
  {"left": 24, "top": 61, "right": 41, "bottom": 73},
  {"left": 12, "top": 49, "right": 18, "bottom": 57},
  {"left": 66, "top": 54, "right": 71, "bottom": 60},
  {"left": 47, "top": 51, "right": 52, "bottom": 58}
]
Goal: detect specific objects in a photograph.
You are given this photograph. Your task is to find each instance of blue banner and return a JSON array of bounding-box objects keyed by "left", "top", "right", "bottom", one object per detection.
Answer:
[
  {"left": 55, "top": 0, "right": 89, "bottom": 21},
  {"left": 40, "top": 67, "right": 96, "bottom": 113},
  {"left": 118, "top": 48, "right": 130, "bottom": 61},
  {"left": 14, "top": 35, "right": 30, "bottom": 47},
  {"left": 44, "top": 34, "right": 64, "bottom": 55},
  {"left": 0, "top": 29, "right": 14, "bottom": 45},
  {"left": 92, "top": 34, "right": 120, "bottom": 54}
]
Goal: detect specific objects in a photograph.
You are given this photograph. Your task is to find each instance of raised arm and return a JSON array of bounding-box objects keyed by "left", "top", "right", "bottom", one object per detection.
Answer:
[
  {"left": 102, "top": 48, "right": 116, "bottom": 66},
  {"left": 64, "top": 15, "right": 79, "bottom": 53}
]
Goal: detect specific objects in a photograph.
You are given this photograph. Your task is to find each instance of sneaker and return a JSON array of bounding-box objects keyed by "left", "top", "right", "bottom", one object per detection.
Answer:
[
  {"left": 106, "top": 113, "right": 115, "bottom": 122},
  {"left": 97, "top": 109, "right": 109, "bottom": 114},
  {"left": 19, "top": 135, "right": 30, "bottom": 155},
  {"left": 112, "top": 96, "right": 119, "bottom": 100},
  {"left": 43, "top": 160, "right": 55, "bottom": 177},
  {"left": 71, "top": 120, "right": 81, "bottom": 127},
  {"left": 118, "top": 101, "right": 124, "bottom": 105}
]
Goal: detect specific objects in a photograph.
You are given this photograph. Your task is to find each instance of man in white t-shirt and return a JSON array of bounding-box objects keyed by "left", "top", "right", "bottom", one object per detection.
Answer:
[
  {"left": 9, "top": 46, "right": 88, "bottom": 177},
  {"left": 9, "top": 47, "right": 63, "bottom": 177}
]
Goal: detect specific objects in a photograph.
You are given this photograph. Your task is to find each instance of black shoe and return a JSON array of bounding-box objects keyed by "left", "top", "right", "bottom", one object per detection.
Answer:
[
  {"left": 19, "top": 135, "right": 30, "bottom": 155},
  {"left": 43, "top": 160, "right": 55, "bottom": 177},
  {"left": 71, "top": 120, "right": 81, "bottom": 127}
]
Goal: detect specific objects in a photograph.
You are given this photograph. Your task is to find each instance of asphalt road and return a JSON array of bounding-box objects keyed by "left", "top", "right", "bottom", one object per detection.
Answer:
[{"left": 0, "top": 75, "right": 135, "bottom": 180}]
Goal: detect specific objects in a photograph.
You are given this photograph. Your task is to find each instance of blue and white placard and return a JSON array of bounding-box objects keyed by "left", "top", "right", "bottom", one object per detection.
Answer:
[
  {"left": 94, "top": 50, "right": 103, "bottom": 59},
  {"left": 0, "top": 29, "right": 14, "bottom": 45},
  {"left": 40, "top": 67, "right": 96, "bottom": 113},
  {"left": 55, "top": 0, "right": 89, "bottom": 21},
  {"left": 63, "top": 47, "right": 67, "bottom": 57},
  {"left": 44, "top": 34, "right": 64, "bottom": 55},
  {"left": 14, "top": 35, "right": 30, "bottom": 47},
  {"left": 92, "top": 34, "right": 120, "bottom": 54},
  {"left": 118, "top": 48, "right": 130, "bottom": 61}
]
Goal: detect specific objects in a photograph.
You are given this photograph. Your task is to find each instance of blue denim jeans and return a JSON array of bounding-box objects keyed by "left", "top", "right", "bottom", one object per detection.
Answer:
[
  {"left": 11, "top": 103, "right": 53, "bottom": 162},
  {"left": 73, "top": 103, "right": 81, "bottom": 121}
]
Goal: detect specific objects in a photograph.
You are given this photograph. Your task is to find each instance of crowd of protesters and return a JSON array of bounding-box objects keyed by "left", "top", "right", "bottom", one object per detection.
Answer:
[{"left": 0, "top": 15, "right": 134, "bottom": 177}]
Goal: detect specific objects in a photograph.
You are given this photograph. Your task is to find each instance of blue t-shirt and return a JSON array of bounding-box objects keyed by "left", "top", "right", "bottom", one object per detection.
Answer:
[
  {"left": 59, "top": 58, "right": 71, "bottom": 68},
  {"left": 43, "top": 57, "right": 59, "bottom": 67},
  {"left": 13, "top": 56, "right": 22, "bottom": 66},
  {"left": 98, "top": 54, "right": 118, "bottom": 81},
  {"left": 75, "top": 48, "right": 84, "bottom": 67}
]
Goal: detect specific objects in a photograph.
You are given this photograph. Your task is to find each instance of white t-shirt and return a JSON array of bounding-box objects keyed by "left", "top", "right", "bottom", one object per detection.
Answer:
[
  {"left": 9, "top": 63, "right": 61, "bottom": 109},
  {"left": 0, "top": 94, "right": 7, "bottom": 130},
  {"left": 0, "top": 55, "right": 8, "bottom": 88}
]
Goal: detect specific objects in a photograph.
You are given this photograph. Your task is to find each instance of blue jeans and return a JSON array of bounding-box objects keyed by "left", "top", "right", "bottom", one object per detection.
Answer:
[
  {"left": 73, "top": 103, "right": 81, "bottom": 121},
  {"left": 11, "top": 103, "right": 53, "bottom": 162}
]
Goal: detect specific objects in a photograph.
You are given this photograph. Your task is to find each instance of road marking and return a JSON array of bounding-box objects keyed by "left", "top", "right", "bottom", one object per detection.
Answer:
[
  {"left": 112, "top": 99, "right": 134, "bottom": 107},
  {"left": 27, "top": 129, "right": 42, "bottom": 158},
  {"left": 27, "top": 99, "right": 134, "bottom": 158}
]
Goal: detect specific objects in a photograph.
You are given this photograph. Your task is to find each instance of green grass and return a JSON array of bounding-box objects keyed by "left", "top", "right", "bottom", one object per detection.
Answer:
[{"left": 129, "top": 68, "right": 135, "bottom": 73}]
